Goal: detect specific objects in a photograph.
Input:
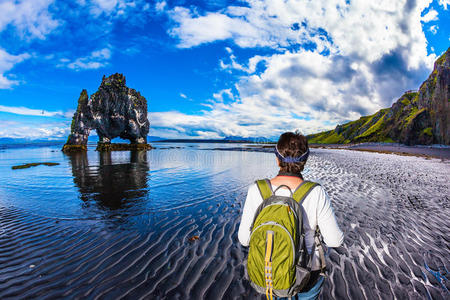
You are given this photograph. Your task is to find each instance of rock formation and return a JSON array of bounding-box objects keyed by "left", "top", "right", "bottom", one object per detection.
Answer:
[
  {"left": 417, "top": 49, "right": 449, "bottom": 144},
  {"left": 308, "top": 47, "right": 449, "bottom": 145},
  {"left": 63, "top": 73, "right": 151, "bottom": 152}
]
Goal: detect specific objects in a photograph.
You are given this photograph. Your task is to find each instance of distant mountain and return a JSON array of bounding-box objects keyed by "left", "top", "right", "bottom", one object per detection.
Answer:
[
  {"left": 0, "top": 138, "right": 18, "bottom": 144},
  {"left": 154, "top": 136, "right": 275, "bottom": 143},
  {"left": 223, "top": 136, "right": 274, "bottom": 143},
  {"left": 148, "top": 136, "right": 165, "bottom": 142},
  {"left": 308, "top": 48, "right": 449, "bottom": 145},
  {"left": 0, "top": 138, "right": 65, "bottom": 145}
]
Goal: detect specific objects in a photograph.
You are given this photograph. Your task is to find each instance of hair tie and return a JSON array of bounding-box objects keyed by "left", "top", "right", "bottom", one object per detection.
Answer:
[{"left": 275, "top": 145, "right": 309, "bottom": 163}]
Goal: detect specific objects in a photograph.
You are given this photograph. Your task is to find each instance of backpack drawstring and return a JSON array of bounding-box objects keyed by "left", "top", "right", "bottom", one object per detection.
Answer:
[{"left": 265, "top": 231, "right": 274, "bottom": 300}]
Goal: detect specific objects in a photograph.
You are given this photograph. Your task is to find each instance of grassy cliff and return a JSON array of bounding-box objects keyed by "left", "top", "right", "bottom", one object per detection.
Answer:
[{"left": 308, "top": 47, "right": 449, "bottom": 145}]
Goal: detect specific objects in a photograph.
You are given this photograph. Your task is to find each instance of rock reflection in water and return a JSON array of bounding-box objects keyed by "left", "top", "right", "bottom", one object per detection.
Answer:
[{"left": 67, "top": 151, "right": 149, "bottom": 211}]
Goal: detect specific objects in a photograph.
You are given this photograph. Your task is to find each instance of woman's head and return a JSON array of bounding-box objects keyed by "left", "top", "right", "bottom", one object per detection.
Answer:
[{"left": 275, "top": 131, "right": 309, "bottom": 174}]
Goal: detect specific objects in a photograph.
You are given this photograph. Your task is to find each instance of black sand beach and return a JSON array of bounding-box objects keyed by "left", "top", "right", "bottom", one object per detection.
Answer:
[
  {"left": 0, "top": 146, "right": 449, "bottom": 299},
  {"left": 310, "top": 143, "right": 450, "bottom": 160}
]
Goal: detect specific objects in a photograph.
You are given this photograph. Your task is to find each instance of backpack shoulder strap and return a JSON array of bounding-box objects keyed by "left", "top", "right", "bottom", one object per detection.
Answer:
[
  {"left": 255, "top": 179, "right": 273, "bottom": 201},
  {"left": 292, "top": 181, "right": 319, "bottom": 204}
]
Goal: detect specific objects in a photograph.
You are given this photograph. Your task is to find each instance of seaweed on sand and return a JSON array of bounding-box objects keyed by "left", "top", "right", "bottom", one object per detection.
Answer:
[{"left": 12, "top": 162, "right": 60, "bottom": 170}]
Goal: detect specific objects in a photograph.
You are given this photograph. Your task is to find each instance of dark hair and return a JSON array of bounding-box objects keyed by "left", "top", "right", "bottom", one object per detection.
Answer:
[{"left": 276, "top": 131, "right": 309, "bottom": 174}]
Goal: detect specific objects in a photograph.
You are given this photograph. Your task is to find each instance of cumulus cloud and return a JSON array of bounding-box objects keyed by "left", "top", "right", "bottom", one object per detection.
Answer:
[
  {"left": 421, "top": 9, "right": 439, "bottom": 22},
  {"left": 0, "top": 0, "right": 59, "bottom": 39},
  {"left": 0, "top": 120, "right": 69, "bottom": 139},
  {"left": 212, "top": 88, "right": 234, "bottom": 103},
  {"left": 0, "top": 0, "right": 158, "bottom": 96},
  {"left": 220, "top": 49, "right": 266, "bottom": 74},
  {"left": 0, "top": 104, "right": 73, "bottom": 118},
  {"left": 0, "top": 49, "right": 30, "bottom": 89},
  {"left": 168, "top": 7, "right": 248, "bottom": 48},
  {"left": 0, "top": 1, "right": 57, "bottom": 88},
  {"left": 438, "top": 0, "right": 450, "bottom": 9},
  {"left": 429, "top": 25, "right": 438, "bottom": 34},
  {"left": 169, "top": 0, "right": 435, "bottom": 68},
  {"left": 79, "top": 0, "right": 140, "bottom": 17},
  {"left": 155, "top": 1, "right": 167, "bottom": 13},
  {"left": 0, "top": 0, "right": 145, "bottom": 84},
  {"left": 150, "top": 96, "right": 331, "bottom": 139},
  {"left": 57, "top": 48, "right": 112, "bottom": 70},
  {"left": 160, "top": 0, "right": 437, "bottom": 137}
]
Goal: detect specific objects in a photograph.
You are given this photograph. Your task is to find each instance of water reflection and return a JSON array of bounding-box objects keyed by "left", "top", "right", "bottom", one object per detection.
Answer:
[{"left": 67, "top": 151, "right": 149, "bottom": 211}]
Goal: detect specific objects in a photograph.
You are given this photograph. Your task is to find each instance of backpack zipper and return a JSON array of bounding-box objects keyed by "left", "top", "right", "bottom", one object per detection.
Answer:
[{"left": 250, "top": 221, "right": 296, "bottom": 268}]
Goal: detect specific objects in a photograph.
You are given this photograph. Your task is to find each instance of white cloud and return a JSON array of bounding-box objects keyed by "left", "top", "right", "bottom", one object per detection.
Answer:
[
  {"left": 220, "top": 52, "right": 267, "bottom": 74},
  {"left": 0, "top": 120, "right": 69, "bottom": 139},
  {"left": 438, "top": 0, "right": 450, "bottom": 9},
  {"left": 421, "top": 9, "right": 439, "bottom": 22},
  {"left": 179, "top": 92, "right": 194, "bottom": 101},
  {"left": 57, "top": 47, "right": 112, "bottom": 70},
  {"left": 0, "top": 104, "right": 72, "bottom": 118},
  {"left": 169, "top": 0, "right": 435, "bottom": 68},
  {"left": 212, "top": 89, "right": 234, "bottom": 102},
  {"left": 79, "top": 0, "right": 144, "bottom": 17},
  {"left": 168, "top": 7, "right": 259, "bottom": 48},
  {"left": 155, "top": 1, "right": 167, "bottom": 13},
  {"left": 159, "top": 0, "right": 438, "bottom": 138},
  {"left": 151, "top": 50, "right": 379, "bottom": 138},
  {"left": 87, "top": 0, "right": 120, "bottom": 16},
  {"left": 429, "top": 25, "right": 438, "bottom": 34},
  {"left": 150, "top": 95, "right": 332, "bottom": 138},
  {"left": 93, "top": 0, "right": 119, "bottom": 11},
  {"left": 0, "top": 1, "right": 57, "bottom": 88},
  {"left": 0, "top": 49, "right": 30, "bottom": 89},
  {"left": 0, "top": 1, "right": 61, "bottom": 89},
  {"left": 0, "top": 0, "right": 59, "bottom": 39}
]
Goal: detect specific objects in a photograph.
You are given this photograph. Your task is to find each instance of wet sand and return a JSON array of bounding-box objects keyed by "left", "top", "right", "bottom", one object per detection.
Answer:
[
  {"left": 211, "top": 142, "right": 450, "bottom": 160},
  {"left": 0, "top": 147, "right": 449, "bottom": 299},
  {"left": 310, "top": 143, "right": 450, "bottom": 160}
]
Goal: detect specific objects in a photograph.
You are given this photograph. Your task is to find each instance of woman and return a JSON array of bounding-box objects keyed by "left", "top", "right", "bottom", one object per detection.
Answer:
[{"left": 238, "top": 131, "right": 344, "bottom": 299}]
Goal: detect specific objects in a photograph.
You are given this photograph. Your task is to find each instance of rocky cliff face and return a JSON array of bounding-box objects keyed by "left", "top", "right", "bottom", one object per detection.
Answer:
[
  {"left": 63, "top": 73, "right": 150, "bottom": 151},
  {"left": 308, "top": 48, "right": 449, "bottom": 145},
  {"left": 417, "top": 50, "right": 449, "bottom": 144}
]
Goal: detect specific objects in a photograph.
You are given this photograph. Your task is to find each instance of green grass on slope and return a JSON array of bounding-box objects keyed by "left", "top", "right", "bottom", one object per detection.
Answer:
[
  {"left": 308, "top": 130, "right": 345, "bottom": 144},
  {"left": 422, "top": 127, "right": 432, "bottom": 137},
  {"left": 404, "top": 107, "right": 424, "bottom": 128},
  {"left": 355, "top": 113, "right": 386, "bottom": 139}
]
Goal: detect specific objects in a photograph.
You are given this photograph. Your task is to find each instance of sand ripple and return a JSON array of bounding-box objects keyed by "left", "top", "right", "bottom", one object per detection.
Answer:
[{"left": 0, "top": 148, "right": 449, "bottom": 299}]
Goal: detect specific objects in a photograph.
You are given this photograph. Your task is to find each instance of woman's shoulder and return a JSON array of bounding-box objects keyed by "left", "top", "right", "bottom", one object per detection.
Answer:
[
  {"left": 247, "top": 181, "right": 262, "bottom": 196},
  {"left": 247, "top": 180, "right": 269, "bottom": 200},
  {"left": 308, "top": 181, "right": 325, "bottom": 193},
  {"left": 304, "top": 181, "right": 327, "bottom": 202}
]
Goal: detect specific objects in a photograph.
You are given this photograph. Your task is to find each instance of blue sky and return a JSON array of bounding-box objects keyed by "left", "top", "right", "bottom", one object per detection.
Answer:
[{"left": 0, "top": 0, "right": 448, "bottom": 140}]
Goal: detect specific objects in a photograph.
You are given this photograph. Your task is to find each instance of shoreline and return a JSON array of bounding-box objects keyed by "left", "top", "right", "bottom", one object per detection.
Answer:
[
  {"left": 1, "top": 140, "right": 449, "bottom": 160},
  {"left": 309, "top": 143, "right": 450, "bottom": 160},
  {"left": 208, "top": 142, "right": 450, "bottom": 160}
]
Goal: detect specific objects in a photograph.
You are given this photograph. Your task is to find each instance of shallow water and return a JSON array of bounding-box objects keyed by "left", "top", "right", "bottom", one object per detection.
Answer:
[{"left": 0, "top": 143, "right": 449, "bottom": 299}]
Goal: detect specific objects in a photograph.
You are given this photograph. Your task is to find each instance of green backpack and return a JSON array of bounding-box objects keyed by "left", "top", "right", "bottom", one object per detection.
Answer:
[{"left": 246, "top": 179, "right": 323, "bottom": 299}]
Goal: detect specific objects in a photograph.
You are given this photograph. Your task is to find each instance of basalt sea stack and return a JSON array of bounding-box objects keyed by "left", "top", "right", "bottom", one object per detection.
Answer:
[{"left": 62, "top": 73, "right": 151, "bottom": 152}]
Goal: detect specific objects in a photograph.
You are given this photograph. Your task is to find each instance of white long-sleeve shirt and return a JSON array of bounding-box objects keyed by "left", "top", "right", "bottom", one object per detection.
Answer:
[{"left": 238, "top": 182, "right": 344, "bottom": 270}]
